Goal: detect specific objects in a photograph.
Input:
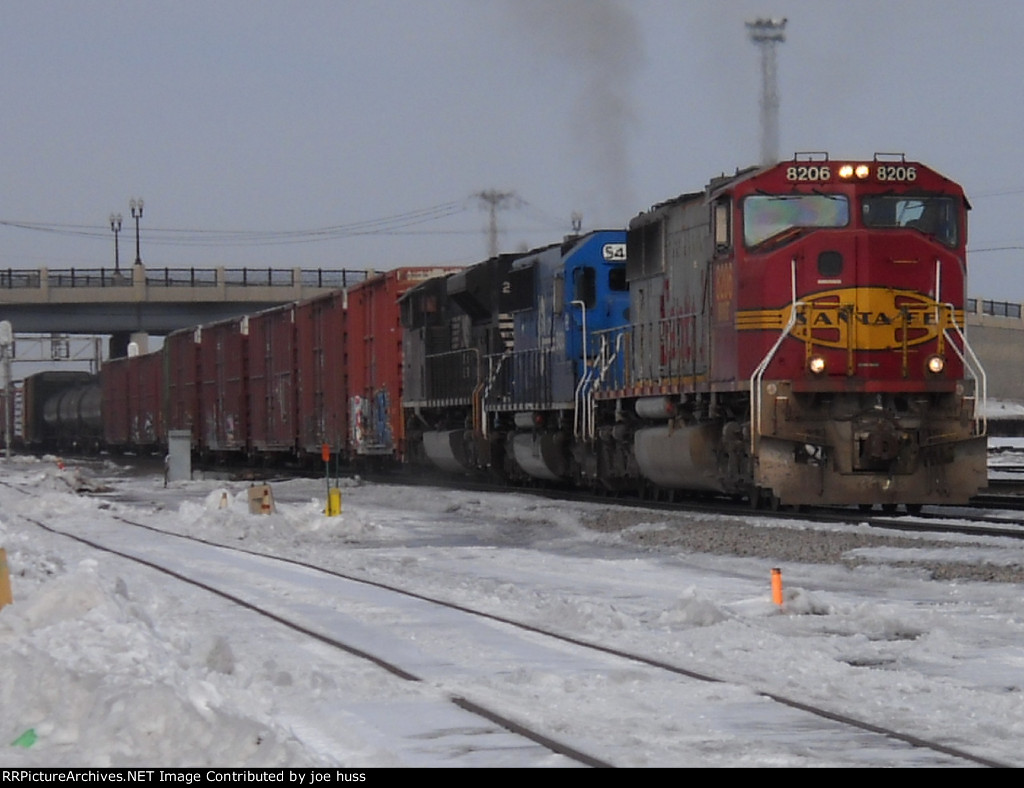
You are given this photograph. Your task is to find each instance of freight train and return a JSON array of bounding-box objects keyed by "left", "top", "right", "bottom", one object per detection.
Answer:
[{"left": 18, "top": 153, "right": 988, "bottom": 510}]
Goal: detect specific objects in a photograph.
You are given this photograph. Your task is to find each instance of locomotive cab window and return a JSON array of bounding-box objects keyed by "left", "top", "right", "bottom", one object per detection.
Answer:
[
  {"left": 861, "top": 195, "right": 959, "bottom": 247},
  {"left": 742, "top": 194, "right": 849, "bottom": 249},
  {"left": 574, "top": 266, "right": 597, "bottom": 308}
]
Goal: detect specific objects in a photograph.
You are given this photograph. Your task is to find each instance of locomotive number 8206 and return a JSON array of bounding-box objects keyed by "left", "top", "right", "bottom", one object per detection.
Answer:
[
  {"left": 786, "top": 165, "right": 831, "bottom": 182},
  {"left": 876, "top": 165, "right": 918, "bottom": 182}
]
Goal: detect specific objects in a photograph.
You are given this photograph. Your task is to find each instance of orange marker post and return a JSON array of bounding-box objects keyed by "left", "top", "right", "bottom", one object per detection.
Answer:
[
  {"left": 771, "top": 567, "right": 784, "bottom": 606},
  {"left": 0, "top": 548, "right": 13, "bottom": 609}
]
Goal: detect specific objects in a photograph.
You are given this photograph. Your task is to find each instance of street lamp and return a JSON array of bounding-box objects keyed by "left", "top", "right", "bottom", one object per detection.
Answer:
[
  {"left": 0, "top": 320, "right": 12, "bottom": 460},
  {"left": 109, "top": 213, "right": 122, "bottom": 275},
  {"left": 129, "top": 197, "right": 144, "bottom": 265}
]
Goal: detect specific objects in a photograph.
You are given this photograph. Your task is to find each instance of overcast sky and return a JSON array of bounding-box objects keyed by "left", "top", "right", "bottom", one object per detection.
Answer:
[{"left": 3, "top": 0, "right": 1024, "bottom": 300}]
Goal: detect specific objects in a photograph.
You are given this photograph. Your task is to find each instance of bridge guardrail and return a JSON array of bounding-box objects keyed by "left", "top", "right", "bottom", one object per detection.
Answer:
[
  {"left": 0, "top": 270, "right": 42, "bottom": 288},
  {"left": 47, "top": 269, "right": 134, "bottom": 288},
  {"left": 0, "top": 266, "right": 372, "bottom": 290},
  {"left": 147, "top": 268, "right": 218, "bottom": 287}
]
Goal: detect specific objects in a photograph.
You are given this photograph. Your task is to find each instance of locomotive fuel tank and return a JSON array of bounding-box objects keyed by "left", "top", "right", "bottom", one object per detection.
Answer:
[
  {"left": 510, "top": 431, "right": 568, "bottom": 481},
  {"left": 633, "top": 422, "right": 728, "bottom": 493},
  {"left": 422, "top": 429, "right": 473, "bottom": 474}
]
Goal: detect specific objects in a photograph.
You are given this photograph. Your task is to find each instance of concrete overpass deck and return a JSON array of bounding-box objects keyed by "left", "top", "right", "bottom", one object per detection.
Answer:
[{"left": 0, "top": 263, "right": 369, "bottom": 334}]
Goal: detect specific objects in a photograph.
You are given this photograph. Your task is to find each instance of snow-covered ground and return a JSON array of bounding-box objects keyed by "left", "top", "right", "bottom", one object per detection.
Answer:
[{"left": 1, "top": 451, "right": 1024, "bottom": 768}]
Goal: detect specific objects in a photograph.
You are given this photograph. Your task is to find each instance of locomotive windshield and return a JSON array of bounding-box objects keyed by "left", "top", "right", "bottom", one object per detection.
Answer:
[
  {"left": 743, "top": 194, "right": 849, "bottom": 248},
  {"left": 861, "top": 195, "right": 959, "bottom": 247}
]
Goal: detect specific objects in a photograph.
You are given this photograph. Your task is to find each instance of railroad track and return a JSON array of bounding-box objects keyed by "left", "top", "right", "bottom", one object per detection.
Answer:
[{"left": 2, "top": 474, "right": 1014, "bottom": 768}]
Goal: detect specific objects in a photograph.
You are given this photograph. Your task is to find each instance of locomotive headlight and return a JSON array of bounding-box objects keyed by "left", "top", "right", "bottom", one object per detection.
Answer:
[
  {"left": 808, "top": 356, "right": 827, "bottom": 375},
  {"left": 838, "top": 164, "right": 870, "bottom": 180},
  {"left": 926, "top": 355, "right": 946, "bottom": 374}
]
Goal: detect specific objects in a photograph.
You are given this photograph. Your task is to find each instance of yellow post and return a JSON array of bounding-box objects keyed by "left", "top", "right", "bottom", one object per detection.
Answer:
[
  {"left": 326, "top": 487, "right": 342, "bottom": 516},
  {"left": 0, "top": 548, "right": 13, "bottom": 609},
  {"left": 771, "top": 567, "right": 784, "bottom": 606}
]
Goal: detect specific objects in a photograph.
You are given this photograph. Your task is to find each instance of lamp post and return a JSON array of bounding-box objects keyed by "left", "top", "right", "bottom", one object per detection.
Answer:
[
  {"left": 129, "top": 197, "right": 144, "bottom": 265},
  {"left": 109, "top": 213, "right": 122, "bottom": 276},
  {"left": 0, "top": 320, "right": 12, "bottom": 460}
]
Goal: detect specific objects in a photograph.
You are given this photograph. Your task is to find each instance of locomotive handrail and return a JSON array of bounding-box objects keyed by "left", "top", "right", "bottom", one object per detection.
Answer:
[
  {"left": 479, "top": 351, "right": 510, "bottom": 438},
  {"left": 941, "top": 302, "right": 988, "bottom": 435},
  {"left": 934, "top": 260, "right": 987, "bottom": 434},
  {"left": 582, "top": 330, "right": 626, "bottom": 440},
  {"left": 750, "top": 260, "right": 804, "bottom": 454},
  {"left": 573, "top": 361, "right": 598, "bottom": 440},
  {"left": 750, "top": 304, "right": 804, "bottom": 454}
]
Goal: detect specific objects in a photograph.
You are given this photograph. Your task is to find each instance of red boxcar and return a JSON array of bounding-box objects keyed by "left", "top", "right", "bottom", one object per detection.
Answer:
[
  {"left": 197, "top": 316, "right": 250, "bottom": 457},
  {"left": 164, "top": 326, "right": 201, "bottom": 445},
  {"left": 248, "top": 303, "right": 298, "bottom": 456},
  {"left": 295, "top": 290, "right": 348, "bottom": 457},
  {"left": 345, "top": 267, "right": 459, "bottom": 461},
  {"left": 103, "top": 350, "right": 164, "bottom": 451},
  {"left": 101, "top": 357, "right": 131, "bottom": 449},
  {"left": 132, "top": 350, "right": 165, "bottom": 450}
]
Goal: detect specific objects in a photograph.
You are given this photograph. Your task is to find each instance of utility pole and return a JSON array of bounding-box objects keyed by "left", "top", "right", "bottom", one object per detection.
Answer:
[
  {"left": 475, "top": 190, "right": 519, "bottom": 258},
  {"left": 746, "top": 17, "right": 787, "bottom": 167}
]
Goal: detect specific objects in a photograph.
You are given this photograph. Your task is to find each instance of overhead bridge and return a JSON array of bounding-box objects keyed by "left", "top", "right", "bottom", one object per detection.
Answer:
[
  {"left": 0, "top": 263, "right": 370, "bottom": 336},
  {"left": 0, "top": 263, "right": 372, "bottom": 358}
]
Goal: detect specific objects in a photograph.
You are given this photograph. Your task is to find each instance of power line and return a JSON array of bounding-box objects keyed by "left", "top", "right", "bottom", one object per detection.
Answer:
[
  {"left": 0, "top": 201, "right": 474, "bottom": 248},
  {"left": 0, "top": 196, "right": 575, "bottom": 252}
]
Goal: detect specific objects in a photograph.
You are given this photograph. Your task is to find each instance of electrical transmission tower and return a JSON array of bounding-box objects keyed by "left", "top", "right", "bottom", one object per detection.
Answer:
[
  {"left": 746, "top": 17, "right": 787, "bottom": 167},
  {"left": 475, "top": 190, "right": 520, "bottom": 258}
]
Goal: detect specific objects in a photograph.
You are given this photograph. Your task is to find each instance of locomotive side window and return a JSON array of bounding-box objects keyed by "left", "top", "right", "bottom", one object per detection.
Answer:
[
  {"left": 861, "top": 195, "right": 959, "bottom": 247},
  {"left": 743, "top": 194, "right": 849, "bottom": 248},
  {"left": 713, "top": 198, "right": 731, "bottom": 253}
]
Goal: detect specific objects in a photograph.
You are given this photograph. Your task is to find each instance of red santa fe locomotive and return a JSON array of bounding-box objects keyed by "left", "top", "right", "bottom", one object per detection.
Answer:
[{"left": 591, "top": 153, "right": 986, "bottom": 510}]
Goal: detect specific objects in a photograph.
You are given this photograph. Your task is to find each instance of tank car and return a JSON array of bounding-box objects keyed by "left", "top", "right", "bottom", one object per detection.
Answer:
[
  {"left": 591, "top": 153, "right": 986, "bottom": 509},
  {"left": 21, "top": 370, "right": 101, "bottom": 450}
]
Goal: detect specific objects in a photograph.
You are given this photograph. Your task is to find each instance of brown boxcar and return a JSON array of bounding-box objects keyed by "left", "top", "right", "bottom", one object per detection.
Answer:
[
  {"left": 101, "top": 357, "right": 131, "bottom": 449},
  {"left": 164, "top": 327, "right": 201, "bottom": 446},
  {"left": 295, "top": 290, "right": 348, "bottom": 457},
  {"left": 103, "top": 350, "right": 164, "bottom": 451},
  {"left": 130, "top": 350, "right": 165, "bottom": 450},
  {"left": 248, "top": 303, "right": 298, "bottom": 456},
  {"left": 197, "top": 316, "right": 250, "bottom": 456}
]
